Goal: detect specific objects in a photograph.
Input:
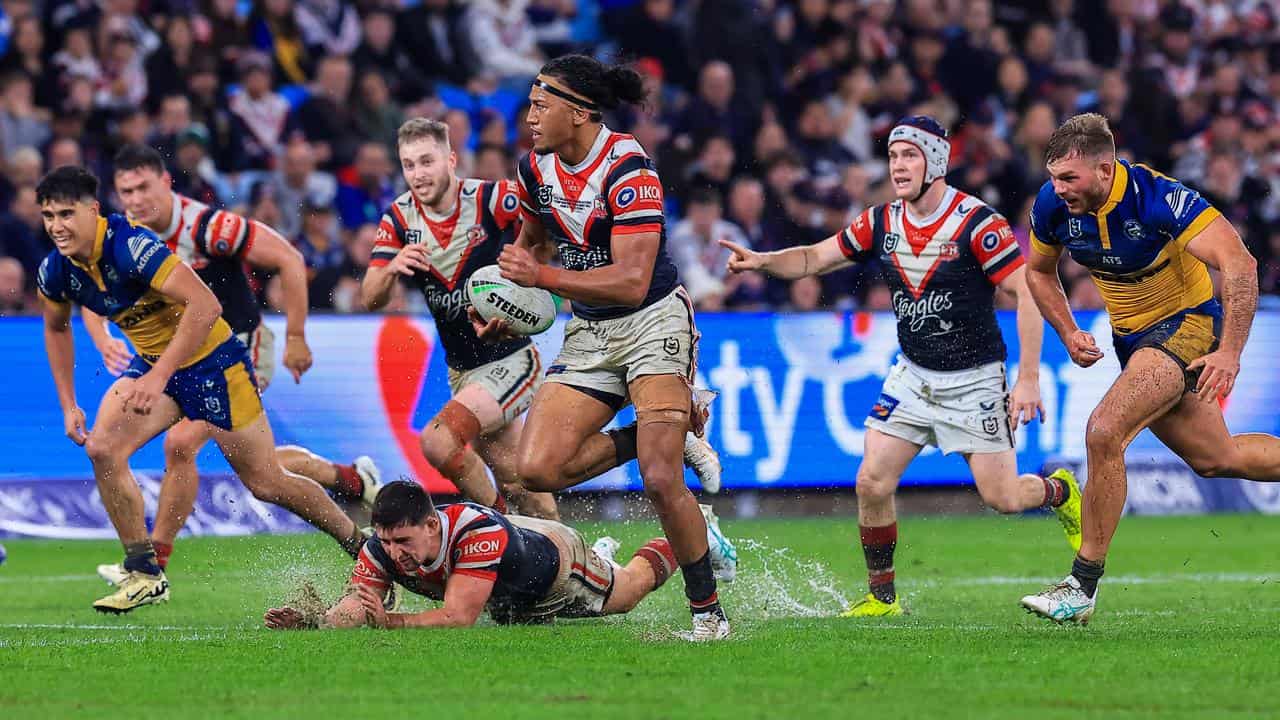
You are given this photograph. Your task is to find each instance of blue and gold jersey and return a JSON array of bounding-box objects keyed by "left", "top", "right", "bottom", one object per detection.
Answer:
[
  {"left": 1029, "top": 160, "right": 1221, "bottom": 335},
  {"left": 37, "top": 213, "right": 232, "bottom": 366}
]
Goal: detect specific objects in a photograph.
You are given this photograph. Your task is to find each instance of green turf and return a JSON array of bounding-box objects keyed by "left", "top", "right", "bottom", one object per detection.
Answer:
[{"left": 2, "top": 513, "right": 1277, "bottom": 719}]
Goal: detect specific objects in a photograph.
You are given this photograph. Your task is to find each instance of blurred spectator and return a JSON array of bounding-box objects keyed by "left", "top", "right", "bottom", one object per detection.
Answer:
[
  {"left": 1, "top": 16, "right": 58, "bottom": 109},
  {"left": 228, "top": 50, "right": 290, "bottom": 171},
  {"left": 170, "top": 124, "right": 220, "bottom": 205},
  {"left": 668, "top": 187, "right": 764, "bottom": 310},
  {"left": 0, "top": 256, "right": 28, "bottom": 313},
  {"left": 353, "top": 70, "right": 404, "bottom": 159},
  {"left": 294, "top": 0, "right": 360, "bottom": 58},
  {"left": 683, "top": 134, "right": 735, "bottom": 203},
  {"left": 94, "top": 24, "right": 148, "bottom": 111},
  {"left": 0, "top": 185, "right": 47, "bottom": 281},
  {"left": 793, "top": 99, "right": 854, "bottom": 184},
  {"left": 286, "top": 54, "right": 357, "bottom": 169},
  {"left": 0, "top": 71, "right": 49, "bottom": 159},
  {"left": 443, "top": 108, "right": 474, "bottom": 176},
  {"left": 295, "top": 195, "right": 347, "bottom": 309},
  {"left": 352, "top": 9, "right": 423, "bottom": 102},
  {"left": 268, "top": 138, "right": 336, "bottom": 240},
  {"left": 676, "top": 61, "right": 756, "bottom": 160},
  {"left": 467, "top": 0, "right": 544, "bottom": 81},
  {"left": 613, "top": 0, "right": 692, "bottom": 90},
  {"left": 335, "top": 141, "right": 395, "bottom": 231},
  {"left": 396, "top": 0, "right": 478, "bottom": 87},
  {"left": 144, "top": 15, "right": 197, "bottom": 111},
  {"left": 250, "top": 0, "right": 311, "bottom": 84},
  {"left": 474, "top": 143, "right": 512, "bottom": 182}
]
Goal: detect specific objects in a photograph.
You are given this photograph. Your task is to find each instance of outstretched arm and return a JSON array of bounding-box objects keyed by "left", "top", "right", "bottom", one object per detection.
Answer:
[
  {"left": 720, "top": 233, "right": 852, "bottom": 279},
  {"left": 359, "top": 573, "right": 493, "bottom": 629}
]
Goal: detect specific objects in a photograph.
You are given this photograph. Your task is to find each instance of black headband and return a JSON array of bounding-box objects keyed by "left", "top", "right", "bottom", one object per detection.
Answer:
[{"left": 534, "top": 79, "right": 599, "bottom": 111}]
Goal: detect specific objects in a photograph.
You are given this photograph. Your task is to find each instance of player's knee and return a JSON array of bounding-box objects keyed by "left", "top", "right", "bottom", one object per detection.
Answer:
[
  {"left": 1084, "top": 413, "right": 1124, "bottom": 455},
  {"left": 84, "top": 434, "right": 124, "bottom": 466},
  {"left": 640, "top": 468, "right": 685, "bottom": 507},
  {"left": 240, "top": 470, "right": 284, "bottom": 504},
  {"left": 517, "top": 458, "right": 560, "bottom": 493},
  {"left": 418, "top": 425, "right": 458, "bottom": 469},
  {"left": 855, "top": 468, "right": 896, "bottom": 502}
]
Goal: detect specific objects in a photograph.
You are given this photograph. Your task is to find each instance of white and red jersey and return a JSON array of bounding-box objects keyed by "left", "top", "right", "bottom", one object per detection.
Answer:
[
  {"left": 371, "top": 178, "right": 532, "bottom": 371},
  {"left": 516, "top": 126, "right": 679, "bottom": 321},
  {"left": 350, "top": 503, "right": 560, "bottom": 610},
  {"left": 153, "top": 192, "right": 269, "bottom": 335},
  {"left": 839, "top": 186, "right": 1024, "bottom": 371}
]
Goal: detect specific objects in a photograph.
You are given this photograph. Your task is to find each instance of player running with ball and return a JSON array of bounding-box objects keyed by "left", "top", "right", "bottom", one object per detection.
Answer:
[
  {"left": 469, "top": 55, "right": 733, "bottom": 640},
  {"left": 1019, "top": 114, "right": 1280, "bottom": 624},
  {"left": 722, "top": 116, "right": 1082, "bottom": 617}
]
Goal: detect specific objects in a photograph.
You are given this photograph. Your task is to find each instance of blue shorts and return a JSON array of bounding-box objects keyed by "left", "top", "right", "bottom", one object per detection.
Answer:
[
  {"left": 1113, "top": 299, "right": 1222, "bottom": 392},
  {"left": 124, "top": 336, "right": 263, "bottom": 430}
]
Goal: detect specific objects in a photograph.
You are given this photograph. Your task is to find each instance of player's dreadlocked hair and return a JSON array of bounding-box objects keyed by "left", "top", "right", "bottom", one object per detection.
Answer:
[
  {"left": 35, "top": 166, "right": 99, "bottom": 205},
  {"left": 539, "top": 54, "right": 647, "bottom": 121},
  {"left": 371, "top": 481, "right": 437, "bottom": 528},
  {"left": 113, "top": 143, "right": 167, "bottom": 175}
]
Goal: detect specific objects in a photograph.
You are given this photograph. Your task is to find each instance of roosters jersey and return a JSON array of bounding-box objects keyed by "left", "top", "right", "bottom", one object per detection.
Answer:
[
  {"left": 350, "top": 502, "right": 560, "bottom": 611},
  {"left": 838, "top": 186, "right": 1024, "bottom": 371},
  {"left": 37, "top": 214, "right": 233, "bottom": 365},
  {"left": 371, "top": 179, "right": 531, "bottom": 371},
  {"left": 516, "top": 127, "right": 679, "bottom": 321},
  {"left": 1029, "top": 160, "right": 1220, "bottom": 336},
  {"left": 154, "top": 192, "right": 265, "bottom": 336}
]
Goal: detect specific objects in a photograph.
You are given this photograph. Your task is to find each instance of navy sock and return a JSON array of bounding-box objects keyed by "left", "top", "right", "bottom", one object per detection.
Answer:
[
  {"left": 682, "top": 551, "right": 721, "bottom": 615},
  {"left": 1071, "top": 555, "right": 1104, "bottom": 596},
  {"left": 123, "top": 540, "right": 162, "bottom": 576}
]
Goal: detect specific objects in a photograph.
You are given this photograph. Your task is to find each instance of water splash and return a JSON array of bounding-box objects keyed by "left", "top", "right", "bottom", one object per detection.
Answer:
[{"left": 722, "top": 536, "right": 853, "bottom": 618}]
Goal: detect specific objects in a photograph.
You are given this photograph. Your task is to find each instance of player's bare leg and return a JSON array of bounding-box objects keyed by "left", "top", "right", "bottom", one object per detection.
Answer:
[
  {"left": 84, "top": 377, "right": 182, "bottom": 611},
  {"left": 475, "top": 418, "right": 559, "bottom": 519},
  {"left": 628, "top": 373, "right": 728, "bottom": 639},
  {"left": 1149, "top": 393, "right": 1280, "bottom": 482},
  {"left": 276, "top": 445, "right": 380, "bottom": 503},
  {"left": 603, "top": 537, "right": 680, "bottom": 614},
  {"left": 419, "top": 385, "right": 512, "bottom": 511},
  {"left": 843, "top": 428, "right": 920, "bottom": 617},
  {"left": 211, "top": 413, "right": 365, "bottom": 557},
  {"left": 967, "top": 449, "right": 1080, "bottom": 550},
  {"left": 1021, "top": 349, "right": 1185, "bottom": 622},
  {"left": 151, "top": 418, "right": 212, "bottom": 569},
  {"left": 517, "top": 384, "right": 618, "bottom": 493}
]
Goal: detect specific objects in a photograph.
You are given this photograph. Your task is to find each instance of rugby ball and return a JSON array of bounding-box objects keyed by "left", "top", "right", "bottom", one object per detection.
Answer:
[{"left": 468, "top": 265, "right": 557, "bottom": 335}]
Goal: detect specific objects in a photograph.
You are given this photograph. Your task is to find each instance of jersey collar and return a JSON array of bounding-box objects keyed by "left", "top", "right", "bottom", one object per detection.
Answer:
[
  {"left": 1091, "top": 160, "right": 1128, "bottom": 217},
  {"left": 422, "top": 509, "right": 451, "bottom": 575},
  {"left": 68, "top": 217, "right": 108, "bottom": 288}
]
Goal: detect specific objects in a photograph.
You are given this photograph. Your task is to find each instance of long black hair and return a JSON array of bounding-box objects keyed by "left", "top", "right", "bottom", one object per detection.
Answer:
[{"left": 539, "top": 54, "right": 647, "bottom": 121}]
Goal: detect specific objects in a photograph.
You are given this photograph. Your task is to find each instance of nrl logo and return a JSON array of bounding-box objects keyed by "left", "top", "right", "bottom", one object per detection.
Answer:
[
  {"left": 537, "top": 185, "right": 553, "bottom": 207},
  {"left": 1068, "top": 218, "right": 1083, "bottom": 238},
  {"left": 883, "top": 232, "right": 902, "bottom": 253},
  {"left": 982, "top": 416, "right": 1000, "bottom": 435},
  {"left": 405, "top": 229, "right": 423, "bottom": 244}
]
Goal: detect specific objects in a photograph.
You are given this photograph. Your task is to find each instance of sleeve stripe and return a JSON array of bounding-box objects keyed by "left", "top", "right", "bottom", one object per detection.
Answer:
[
  {"left": 453, "top": 568, "right": 498, "bottom": 580},
  {"left": 1171, "top": 206, "right": 1222, "bottom": 250},
  {"left": 980, "top": 242, "right": 1019, "bottom": 270},
  {"left": 148, "top": 254, "right": 180, "bottom": 290},
  {"left": 455, "top": 560, "right": 499, "bottom": 570},
  {"left": 608, "top": 168, "right": 649, "bottom": 191},
  {"left": 987, "top": 253, "right": 1024, "bottom": 284},
  {"left": 458, "top": 525, "right": 504, "bottom": 540},
  {"left": 838, "top": 229, "right": 860, "bottom": 259},
  {"left": 614, "top": 209, "right": 663, "bottom": 222},
  {"left": 613, "top": 223, "right": 662, "bottom": 236},
  {"left": 1028, "top": 230, "right": 1060, "bottom": 257}
]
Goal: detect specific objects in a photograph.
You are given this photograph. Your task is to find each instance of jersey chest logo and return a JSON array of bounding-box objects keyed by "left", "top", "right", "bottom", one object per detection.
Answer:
[{"left": 882, "top": 203, "right": 975, "bottom": 298}]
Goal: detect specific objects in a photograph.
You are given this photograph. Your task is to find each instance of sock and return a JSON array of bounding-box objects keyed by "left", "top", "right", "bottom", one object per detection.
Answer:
[
  {"left": 1071, "top": 555, "right": 1104, "bottom": 596},
  {"left": 1040, "top": 474, "right": 1069, "bottom": 508},
  {"left": 607, "top": 423, "right": 638, "bottom": 466},
  {"left": 634, "top": 538, "right": 678, "bottom": 589},
  {"left": 491, "top": 493, "right": 508, "bottom": 514},
  {"left": 153, "top": 541, "right": 174, "bottom": 570},
  {"left": 340, "top": 527, "right": 368, "bottom": 559},
  {"left": 860, "top": 523, "right": 898, "bottom": 603},
  {"left": 682, "top": 550, "right": 721, "bottom": 616},
  {"left": 122, "top": 540, "right": 162, "bottom": 576},
  {"left": 333, "top": 463, "right": 363, "bottom": 498}
]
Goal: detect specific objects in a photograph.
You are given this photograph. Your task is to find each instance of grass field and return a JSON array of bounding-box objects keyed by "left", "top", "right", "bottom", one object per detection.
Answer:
[{"left": 2, "top": 512, "right": 1278, "bottom": 719}]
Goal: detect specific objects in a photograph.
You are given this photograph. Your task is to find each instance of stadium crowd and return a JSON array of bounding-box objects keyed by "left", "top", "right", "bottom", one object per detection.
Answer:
[{"left": 0, "top": 0, "right": 1277, "bottom": 316}]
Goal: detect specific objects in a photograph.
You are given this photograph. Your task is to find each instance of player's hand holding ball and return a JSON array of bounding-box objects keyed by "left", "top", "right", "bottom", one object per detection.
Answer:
[
  {"left": 468, "top": 265, "right": 557, "bottom": 339},
  {"left": 497, "top": 244, "right": 540, "bottom": 287},
  {"left": 1188, "top": 348, "right": 1240, "bottom": 402},
  {"left": 719, "top": 239, "right": 763, "bottom": 273},
  {"left": 1065, "top": 330, "right": 1104, "bottom": 367},
  {"left": 63, "top": 406, "right": 88, "bottom": 446}
]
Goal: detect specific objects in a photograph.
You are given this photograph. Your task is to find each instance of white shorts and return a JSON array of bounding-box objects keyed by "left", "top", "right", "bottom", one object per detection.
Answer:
[
  {"left": 447, "top": 345, "right": 544, "bottom": 428},
  {"left": 544, "top": 287, "right": 698, "bottom": 403},
  {"left": 864, "top": 357, "right": 1013, "bottom": 455},
  {"left": 236, "top": 324, "right": 275, "bottom": 390},
  {"left": 487, "top": 515, "right": 614, "bottom": 624}
]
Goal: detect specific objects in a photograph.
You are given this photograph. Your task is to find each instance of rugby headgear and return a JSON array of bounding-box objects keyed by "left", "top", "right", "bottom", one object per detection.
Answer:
[{"left": 889, "top": 116, "right": 951, "bottom": 186}]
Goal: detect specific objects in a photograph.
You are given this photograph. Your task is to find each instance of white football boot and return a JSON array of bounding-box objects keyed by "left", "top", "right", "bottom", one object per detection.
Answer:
[
  {"left": 684, "top": 433, "right": 722, "bottom": 494},
  {"left": 93, "top": 570, "right": 170, "bottom": 614},
  {"left": 700, "top": 504, "right": 738, "bottom": 583},
  {"left": 683, "top": 609, "right": 732, "bottom": 642},
  {"left": 590, "top": 536, "right": 622, "bottom": 567},
  {"left": 355, "top": 455, "right": 383, "bottom": 507},
  {"left": 97, "top": 561, "right": 129, "bottom": 586},
  {"left": 1021, "top": 574, "right": 1097, "bottom": 625}
]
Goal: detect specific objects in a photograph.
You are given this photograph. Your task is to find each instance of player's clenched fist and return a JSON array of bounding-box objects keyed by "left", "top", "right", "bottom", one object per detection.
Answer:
[
  {"left": 64, "top": 406, "right": 88, "bottom": 446},
  {"left": 1064, "top": 330, "right": 1104, "bottom": 368},
  {"left": 125, "top": 371, "right": 168, "bottom": 416},
  {"left": 388, "top": 243, "right": 431, "bottom": 276},
  {"left": 719, "top": 239, "right": 764, "bottom": 274},
  {"left": 283, "top": 334, "right": 313, "bottom": 384}
]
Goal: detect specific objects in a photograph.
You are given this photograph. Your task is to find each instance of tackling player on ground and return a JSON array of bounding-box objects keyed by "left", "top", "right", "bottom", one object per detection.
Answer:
[
  {"left": 721, "top": 116, "right": 1082, "bottom": 617},
  {"left": 36, "top": 166, "right": 368, "bottom": 613},
  {"left": 1019, "top": 113, "right": 1280, "bottom": 623},
  {"left": 265, "top": 482, "right": 688, "bottom": 629},
  {"left": 471, "top": 55, "right": 731, "bottom": 640},
  {"left": 91, "top": 144, "right": 383, "bottom": 585}
]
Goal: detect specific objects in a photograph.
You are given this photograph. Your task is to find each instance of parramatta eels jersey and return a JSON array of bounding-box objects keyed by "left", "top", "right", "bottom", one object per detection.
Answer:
[
  {"left": 37, "top": 213, "right": 233, "bottom": 365},
  {"left": 1029, "top": 159, "right": 1221, "bottom": 336}
]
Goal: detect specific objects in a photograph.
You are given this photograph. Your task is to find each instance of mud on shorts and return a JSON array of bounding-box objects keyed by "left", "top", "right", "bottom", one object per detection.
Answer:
[
  {"left": 1113, "top": 299, "right": 1222, "bottom": 394},
  {"left": 864, "top": 357, "right": 1013, "bottom": 455},
  {"left": 236, "top": 324, "right": 275, "bottom": 390},
  {"left": 124, "top": 335, "right": 263, "bottom": 431},
  {"left": 489, "top": 515, "right": 615, "bottom": 624},
  {"left": 544, "top": 287, "right": 698, "bottom": 409},
  {"left": 447, "top": 345, "right": 544, "bottom": 427}
]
